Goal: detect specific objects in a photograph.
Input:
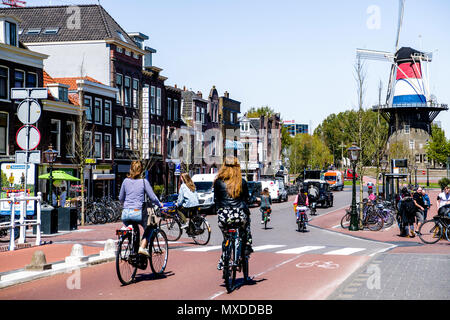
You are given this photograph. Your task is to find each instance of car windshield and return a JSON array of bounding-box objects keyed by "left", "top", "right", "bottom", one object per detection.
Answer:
[
  {"left": 324, "top": 176, "right": 336, "bottom": 181},
  {"left": 194, "top": 182, "right": 213, "bottom": 192}
]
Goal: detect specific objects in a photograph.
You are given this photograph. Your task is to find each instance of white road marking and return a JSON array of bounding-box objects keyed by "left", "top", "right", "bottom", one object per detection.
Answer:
[
  {"left": 253, "top": 245, "right": 286, "bottom": 251},
  {"left": 323, "top": 248, "right": 365, "bottom": 255},
  {"left": 184, "top": 245, "right": 222, "bottom": 252},
  {"left": 276, "top": 246, "right": 326, "bottom": 255}
]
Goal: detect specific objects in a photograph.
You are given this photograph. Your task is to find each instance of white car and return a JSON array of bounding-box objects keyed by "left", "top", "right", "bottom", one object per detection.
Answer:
[
  {"left": 191, "top": 174, "right": 217, "bottom": 214},
  {"left": 260, "top": 179, "right": 288, "bottom": 202}
]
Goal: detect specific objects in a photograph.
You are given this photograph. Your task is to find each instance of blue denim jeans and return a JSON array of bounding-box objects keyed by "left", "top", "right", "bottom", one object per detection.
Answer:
[{"left": 122, "top": 208, "right": 151, "bottom": 241}]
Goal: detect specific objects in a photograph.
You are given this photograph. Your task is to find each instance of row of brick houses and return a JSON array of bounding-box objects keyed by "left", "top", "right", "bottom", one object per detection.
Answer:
[{"left": 0, "top": 4, "right": 266, "bottom": 202}]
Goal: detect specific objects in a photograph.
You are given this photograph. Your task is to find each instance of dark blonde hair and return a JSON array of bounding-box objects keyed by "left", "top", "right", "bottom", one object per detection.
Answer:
[
  {"left": 216, "top": 156, "right": 242, "bottom": 199},
  {"left": 181, "top": 173, "right": 196, "bottom": 192},
  {"left": 128, "top": 161, "right": 143, "bottom": 179},
  {"left": 262, "top": 188, "right": 269, "bottom": 197}
]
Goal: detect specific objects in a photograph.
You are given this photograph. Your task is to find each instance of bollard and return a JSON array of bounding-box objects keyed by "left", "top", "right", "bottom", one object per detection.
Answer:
[
  {"left": 25, "top": 250, "right": 52, "bottom": 271},
  {"left": 65, "top": 244, "right": 88, "bottom": 265},
  {"left": 35, "top": 193, "right": 42, "bottom": 246},
  {"left": 9, "top": 196, "right": 15, "bottom": 251},
  {"left": 99, "top": 239, "right": 116, "bottom": 258}
]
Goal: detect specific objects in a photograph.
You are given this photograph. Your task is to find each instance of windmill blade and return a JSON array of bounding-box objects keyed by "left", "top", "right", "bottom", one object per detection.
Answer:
[
  {"left": 386, "top": 64, "right": 397, "bottom": 105},
  {"left": 394, "top": 0, "right": 405, "bottom": 51},
  {"left": 356, "top": 49, "right": 395, "bottom": 62}
]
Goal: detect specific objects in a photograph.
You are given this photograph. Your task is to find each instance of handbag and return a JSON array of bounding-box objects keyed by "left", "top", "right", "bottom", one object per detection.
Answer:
[{"left": 142, "top": 179, "right": 160, "bottom": 227}]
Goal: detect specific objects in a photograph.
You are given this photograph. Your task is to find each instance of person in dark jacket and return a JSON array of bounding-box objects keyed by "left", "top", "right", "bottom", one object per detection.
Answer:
[{"left": 215, "top": 156, "right": 252, "bottom": 272}]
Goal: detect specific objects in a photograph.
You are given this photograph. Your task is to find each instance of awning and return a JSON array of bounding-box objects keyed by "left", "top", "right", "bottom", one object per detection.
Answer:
[
  {"left": 38, "top": 170, "right": 80, "bottom": 181},
  {"left": 93, "top": 174, "right": 116, "bottom": 180},
  {"left": 225, "top": 140, "right": 244, "bottom": 150}
]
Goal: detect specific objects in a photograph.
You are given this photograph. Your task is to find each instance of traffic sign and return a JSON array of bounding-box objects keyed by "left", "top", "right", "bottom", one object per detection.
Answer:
[
  {"left": 16, "top": 125, "right": 41, "bottom": 150},
  {"left": 17, "top": 100, "right": 41, "bottom": 124},
  {"left": 15, "top": 150, "right": 41, "bottom": 164},
  {"left": 175, "top": 163, "right": 181, "bottom": 176},
  {"left": 11, "top": 88, "right": 48, "bottom": 100}
]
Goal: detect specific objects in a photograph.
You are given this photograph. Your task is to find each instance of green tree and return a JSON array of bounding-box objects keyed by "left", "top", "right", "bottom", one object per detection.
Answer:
[
  {"left": 288, "top": 134, "right": 332, "bottom": 174},
  {"left": 246, "top": 106, "right": 275, "bottom": 118},
  {"left": 426, "top": 124, "right": 450, "bottom": 166}
]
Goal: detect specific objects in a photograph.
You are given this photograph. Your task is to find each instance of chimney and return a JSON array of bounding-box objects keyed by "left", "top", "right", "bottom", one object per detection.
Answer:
[
  {"left": 183, "top": 86, "right": 186, "bottom": 91},
  {"left": 224, "top": 91, "right": 229, "bottom": 98},
  {"left": 197, "top": 91, "right": 202, "bottom": 98},
  {"left": 174, "top": 84, "right": 177, "bottom": 88}
]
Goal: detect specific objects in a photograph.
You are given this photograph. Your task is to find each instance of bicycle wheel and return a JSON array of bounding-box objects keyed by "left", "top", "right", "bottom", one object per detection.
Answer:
[
  {"left": 116, "top": 235, "right": 137, "bottom": 285},
  {"left": 190, "top": 216, "right": 211, "bottom": 246},
  {"left": 223, "top": 241, "right": 236, "bottom": 293},
  {"left": 445, "top": 224, "right": 450, "bottom": 242},
  {"left": 340, "top": 213, "right": 351, "bottom": 229},
  {"left": 149, "top": 229, "right": 169, "bottom": 274},
  {"left": 418, "top": 220, "right": 442, "bottom": 244},
  {"left": 383, "top": 212, "right": 394, "bottom": 228},
  {"left": 158, "top": 216, "right": 181, "bottom": 241},
  {"left": 264, "top": 214, "right": 268, "bottom": 230},
  {"left": 366, "top": 212, "right": 384, "bottom": 231}
]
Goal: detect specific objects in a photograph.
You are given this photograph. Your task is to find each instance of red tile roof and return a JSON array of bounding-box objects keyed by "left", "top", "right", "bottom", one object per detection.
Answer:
[{"left": 53, "top": 76, "right": 104, "bottom": 91}]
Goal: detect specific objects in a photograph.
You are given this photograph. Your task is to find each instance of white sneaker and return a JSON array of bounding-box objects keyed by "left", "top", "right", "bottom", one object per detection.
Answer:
[
  {"left": 138, "top": 247, "right": 150, "bottom": 257},
  {"left": 261, "top": 220, "right": 265, "bottom": 224},
  {"left": 181, "top": 223, "right": 189, "bottom": 229}
]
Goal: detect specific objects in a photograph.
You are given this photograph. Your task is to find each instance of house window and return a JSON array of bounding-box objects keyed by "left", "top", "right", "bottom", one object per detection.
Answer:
[
  {"left": 196, "top": 106, "right": 201, "bottom": 122},
  {"left": 94, "top": 99, "right": 102, "bottom": 124},
  {"left": 124, "top": 117, "right": 131, "bottom": 149},
  {"left": 151, "top": 124, "right": 155, "bottom": 153},
  {"left": 26, "top": 73, "right": 37, "bottom": 88},
  {"left": 116, "top": 74, "right": 123, "bottom": 105},
  {"left": 210, "top": 136, "right": 216, "bottom": 156},
  {"left": 83, "top": 131, "right": 93, "bottom": 158},
  {"left": 0, "top": 67, "right": 8, "bottom": 100},
  {"left": 150, "top": 86, "right": 156, "bottom": 114},
  {"left": 156, "top": 125, "right": 162, "bottom": 154},
  {"left": 116, "top": 116, "right": 123, "bottom": 149},
  {"left": 124, "top": 76, "right": 131, "bottom": 107},
  {"left": 0, "top": 113, "right": 8, "bottom": 155},
  {"left": 104, "top": 134, "right": 112, "bottom": 160},
  {"left": 14, "top": 70, "right": 24, "bottom": 88},
  {"left": 58, "top": 87, "right": 68, "bottom": 102},
  {"left": 66, "top": 121, "right": 75, "bottom": 157},
  {"left": 94, "top": 133, "right": 102, "bottom": 159},
  {"left": 167, "top": 98, "right": 172, "bottom": 120},
  {"left": 132, "top": 119, "right": 139, "bottom": 150},
  {"left": 132, "top": 79, "right": 139, "bottom": 109},
  {"left": 5, "top": 21, "right": 17, "bottom": 47},
  {"left": 409, "top": 139, "right": 415, "bottom": 150},
  {"left": 201, "top": 107, "right": 205, "bottom": 124},
  {"left": 404, "top": 125, "right": 410, "bottom": 134},
  {"left": 50, "top": 119, "right": 61, "bottom": 156},
  {"left": 174, "top": 99, "right": 178, "bottom": 121},
  {"left": 84, "top": 96, "right": 92, "bottom": 122},
  {"left": 116, "top": 46, "right": 123, "bottom": 53},
  {"left": 104, "top": 100, "right": 112, "bottom": 126},
  {"left": 156, "top": 87, "right": 161, "bottom": 115}
]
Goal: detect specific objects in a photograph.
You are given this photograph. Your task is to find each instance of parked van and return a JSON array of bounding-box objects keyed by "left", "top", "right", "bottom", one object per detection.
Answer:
[
  {"left": 191, "top": 174, "right": 217, "bottom": 214},
  {"left": 324, "top": 171, "right": 344, "bottom": 191},
  {"left": 260, "top": 179, "right": 288, "bottom": 202}
]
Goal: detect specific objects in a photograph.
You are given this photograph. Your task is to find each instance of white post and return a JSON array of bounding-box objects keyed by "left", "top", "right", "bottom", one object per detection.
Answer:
[
  {"left": 35, "top": 192, "right": 42, "bottom": 246},
  {"left": 18, "top": 197, "right": 26, "bottom": 244},
  {"left": 9, "top": 195, "right": 15, "bottom": 251}
]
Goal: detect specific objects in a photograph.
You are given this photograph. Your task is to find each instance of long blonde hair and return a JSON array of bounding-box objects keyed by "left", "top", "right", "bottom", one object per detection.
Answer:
[
  {"left": 128, "top": 161, "right": 143, "bottom": 179},
  {"left": 216, "top": 156, "right": 242, "bottom": 199},
  {"left": 181, "top": 173, "right": 196, "bottom": 192}
]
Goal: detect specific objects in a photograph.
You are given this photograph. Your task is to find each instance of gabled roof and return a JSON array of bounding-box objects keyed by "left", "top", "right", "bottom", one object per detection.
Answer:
[
  {"left": 0, "top": 5, "right": 138, "bottom": 47},
  {"left": 53, "top": 76, "right": 104, "bottom": 91}
]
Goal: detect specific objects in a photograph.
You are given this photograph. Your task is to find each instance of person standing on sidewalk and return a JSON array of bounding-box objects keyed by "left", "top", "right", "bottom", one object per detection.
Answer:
[
  {"left": 421, "top": 189, "right": 431, "bottom": 221},
  {"left": 412, "top": 187, "right": 425, "bottom": 234},
  {"left": 119, "top": 160, "right": 163, "bottom": 257}
]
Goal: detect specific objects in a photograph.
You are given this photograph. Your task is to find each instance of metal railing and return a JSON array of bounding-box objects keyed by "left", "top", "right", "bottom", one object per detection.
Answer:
[{"left": 0, "top": 192, "right": 42, "bottom": 251}]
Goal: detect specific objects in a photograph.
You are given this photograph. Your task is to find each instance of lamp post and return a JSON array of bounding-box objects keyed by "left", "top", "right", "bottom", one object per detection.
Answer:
[
  {"left": 381, "top": 159, "right": 388, "bottom": 200},
  {"left": 414, "top": 165, "right": 418, "bottom": 187},
  {"left": 426, "top": 163, "right": 430, "bottom": 187},
  {"left": 43, "top": 144, "right": 58, "bottom": 206},
  {"left": 348, "top": 143, "right": 361, "bottom": 231}
]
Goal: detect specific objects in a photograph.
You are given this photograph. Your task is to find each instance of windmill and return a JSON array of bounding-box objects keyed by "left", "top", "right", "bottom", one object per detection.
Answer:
[
  {"left": 356, "top": 0, "right": 448, "bottom": 167},
  {"left": 2, "top": 0, "right": 26, "bottom": 7}
]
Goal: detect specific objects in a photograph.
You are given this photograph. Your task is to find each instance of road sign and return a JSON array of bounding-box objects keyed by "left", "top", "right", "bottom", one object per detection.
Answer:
[
  {"left": 15, "top": 150, "right": 41, "bottom": 164},
  {"left": 11, "top": 88, "right": 48, "bottom": 100},
  {"left": 17, "top": 100, "right": 41, "bottom": 124},
  {"left": 16, "top": 125, "right": 41, "bottom": 150},
  {"left": 174, "top": 163, "right": 181, "bottom": 176}
]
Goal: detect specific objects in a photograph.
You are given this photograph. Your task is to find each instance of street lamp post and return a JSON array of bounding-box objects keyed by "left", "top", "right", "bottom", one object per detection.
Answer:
[
  {"left": 426, "top": 163, "right": 430, "bottom": 187},
  {"left": 348, "top": 143, "right": 361, "bottom": 231},
  {"left": 381, "top": 159, "right": 388, "bottom": 200},
  {"left": 414, "top": 165, "right": 418, "bottom": 187},
  {"left": 43, "top": 144, "right": 58, "bottom": 206}
]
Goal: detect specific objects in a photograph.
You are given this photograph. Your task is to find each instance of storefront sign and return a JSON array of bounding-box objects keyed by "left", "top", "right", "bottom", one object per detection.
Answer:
[
  {"left": 142, "top": 86, "right": 150, "bottom": 159},
  {"left": 0, "top": 163, "right": 35, "bottom": 215}
]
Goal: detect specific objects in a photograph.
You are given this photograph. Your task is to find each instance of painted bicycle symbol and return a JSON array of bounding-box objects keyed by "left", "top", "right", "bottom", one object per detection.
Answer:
[{"left": 295, "top": 261, "right": 340, "bottom": 269}]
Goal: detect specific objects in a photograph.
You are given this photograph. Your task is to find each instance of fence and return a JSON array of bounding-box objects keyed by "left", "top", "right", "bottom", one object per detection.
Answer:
[{"left": 0, "top": 192, "right": 42, "bottom": 251}]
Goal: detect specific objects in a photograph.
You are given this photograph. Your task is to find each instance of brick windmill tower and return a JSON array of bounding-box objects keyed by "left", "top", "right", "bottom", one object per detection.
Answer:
[{"left": 357, "top": 0, "right": 448, "bottom": 168}]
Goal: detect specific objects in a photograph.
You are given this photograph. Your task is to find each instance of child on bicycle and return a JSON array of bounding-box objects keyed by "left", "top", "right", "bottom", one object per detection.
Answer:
[{"left": 260, "top": 188, "right": 272, "bottom": 224}]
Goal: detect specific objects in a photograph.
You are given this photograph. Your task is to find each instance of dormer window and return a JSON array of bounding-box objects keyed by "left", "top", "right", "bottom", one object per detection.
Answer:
[
  {"left": 5, "top": 21, "right": 17, "bottom": 46},
  {"left": 58, "top": 86, "right": 68, "bottom": 102},
  {"left": 26, "top": 29, "right": 41, "bottom": 35},
  {"left": 43, "top": 28, "right": 59, "bottom": 35}
]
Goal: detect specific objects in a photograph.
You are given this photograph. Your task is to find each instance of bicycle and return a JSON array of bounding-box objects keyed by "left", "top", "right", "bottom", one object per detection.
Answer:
[
  {"left": 115, "top": 208, "right": 169, "bottom": 286},
  {"left": 159, "top": 206, "right": 211, "bottom": 245},
  {"left": 261, "top": 208, "right": 271, "bottom": 230},
  {"left": 296, "top": 206, "right": 308, "bottom": 233},
  {"left": 222, "top": 227, "right": 249, "bottom": 293},
  {"left": 340, "top": 203, "right": 384, "bottom": 231},
  {"left": 418, "top": 215, "right": 450, "bottom": 244},
  {"left": 375, "top": 202, "right": 395, "bottom": 228}
]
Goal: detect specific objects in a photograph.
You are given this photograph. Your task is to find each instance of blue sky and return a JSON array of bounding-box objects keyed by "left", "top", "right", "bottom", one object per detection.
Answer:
[{"left": 26, "top": 0, "right": 450, "bottom": 137}]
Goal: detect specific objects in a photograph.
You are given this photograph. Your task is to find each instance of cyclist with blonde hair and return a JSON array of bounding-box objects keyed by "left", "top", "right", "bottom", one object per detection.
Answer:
[
  {"left": 214, "top": 156, "right": 252, "bottom": 274},
  {"left": 177, "top": 172, "right": 199, "bottom": 229}
]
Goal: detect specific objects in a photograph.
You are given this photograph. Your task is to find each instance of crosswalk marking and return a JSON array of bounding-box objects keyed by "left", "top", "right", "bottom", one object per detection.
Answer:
[
  {"left": 276, "top": 246, "right": 326, "bottom": 255},
  {"left": 323, "top": 248, "right": 365, "bottom": 255},
  {"left": 184, "top": 245, "right": 222, "bottom": 252},
  {"left": 253, "top": 245, "right": 286, "bottom": 252}
]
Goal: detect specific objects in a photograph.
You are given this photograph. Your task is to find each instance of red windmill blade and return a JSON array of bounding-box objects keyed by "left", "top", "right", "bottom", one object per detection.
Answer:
[{"left": 2, "top": 0, "right": 26, "bottom": 7}]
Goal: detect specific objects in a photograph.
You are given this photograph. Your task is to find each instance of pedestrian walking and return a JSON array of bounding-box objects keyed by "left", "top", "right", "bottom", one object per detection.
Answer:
[
  {"left": 421, "top": 188, "right": 431, "bottom": 221},
  {"left": 215, "top": 156, "right": 253, "bottom": 276},
  {"left": 412, "top": 187, "right": 425, "bottom": 234},
  {"left": 119, "top": 160, "right": 163, "bottom": 257}
]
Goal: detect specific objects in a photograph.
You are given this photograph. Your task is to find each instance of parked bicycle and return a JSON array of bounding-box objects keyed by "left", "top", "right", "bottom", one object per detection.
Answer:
[
  {"left": 418, "top": 215, "right": 450, "bottom": 244},
  {"left": 158, "top": 205, "right": 211, "bottom": 245},
  {"left": 340, "top": 202, "right": 384, "bottom": 231},
  {"left": 115, "top": 206, "right": 169, "bottom": 286},
  {"left": 222, "top": 227, "right": 249, "bottom": 293}
]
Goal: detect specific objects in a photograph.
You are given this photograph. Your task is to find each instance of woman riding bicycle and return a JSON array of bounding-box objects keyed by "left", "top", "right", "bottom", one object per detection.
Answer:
[
  {"left": 293, "top": 187, "right": 309, "bottom": 219},
  {"left": 215, "top": 156, "right": 253, "bottom": 273},
  {"left": 176, "top": 173, "right": 200, "bottom": 230},
  {"left": 119, "top": 161, "right": 163, "bottom": 257},
  {"left": 260, "top": 187, "right": 272, "bottom": 224}
]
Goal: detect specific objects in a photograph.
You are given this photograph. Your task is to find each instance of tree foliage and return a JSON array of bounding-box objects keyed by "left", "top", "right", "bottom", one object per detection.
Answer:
[
  {"left": 288, "top": 134, "right": 332, "bottom": 173},
  {"left": 426, "top": 124, "right": 450, "bottom": 166}
]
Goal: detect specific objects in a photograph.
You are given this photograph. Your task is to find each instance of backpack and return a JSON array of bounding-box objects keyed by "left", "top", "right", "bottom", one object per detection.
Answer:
[
  {"left": 402, "top": 197, "right": 416, "bottom": 215},
  {"left": 438, "top": 204, "right": 450, "bottom": 216}
]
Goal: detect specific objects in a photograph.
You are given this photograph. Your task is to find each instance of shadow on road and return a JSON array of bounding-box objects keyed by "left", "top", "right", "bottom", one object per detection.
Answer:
[{"left": 133, "top": 270, "right": 175, "bottom": 284}]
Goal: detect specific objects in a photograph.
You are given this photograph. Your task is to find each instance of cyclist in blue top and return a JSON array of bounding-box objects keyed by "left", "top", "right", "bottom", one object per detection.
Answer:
[{"left": 176, "top": 173, "right": 200, "bottom": 229}]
